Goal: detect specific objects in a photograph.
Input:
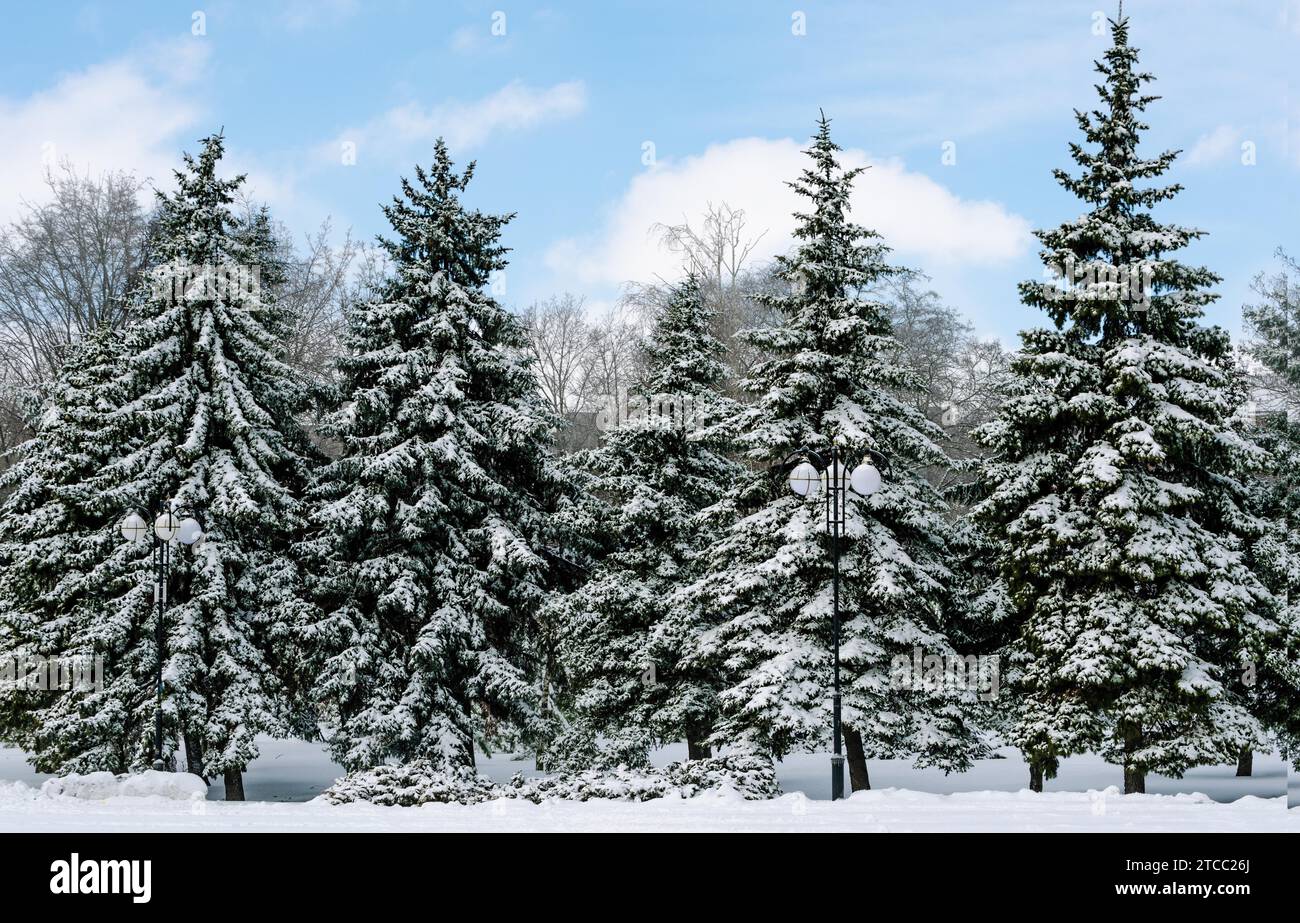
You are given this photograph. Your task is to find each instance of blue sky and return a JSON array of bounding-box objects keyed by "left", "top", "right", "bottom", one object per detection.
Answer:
[{"left": 0, "top": 0, "right": 1295, "bottom": 344}]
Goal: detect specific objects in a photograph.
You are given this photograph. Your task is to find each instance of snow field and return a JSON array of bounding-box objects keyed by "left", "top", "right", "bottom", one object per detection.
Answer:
[{"left": 0, "top": 738, "right": 1290, "bottom": 831}]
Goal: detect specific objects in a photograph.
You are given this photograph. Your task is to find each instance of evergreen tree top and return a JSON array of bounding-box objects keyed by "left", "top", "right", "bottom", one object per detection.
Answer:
[
  {"left": 1065, "top": 14, "right": 1168, "bottom": 207},
  {"left": 152, "top": 132, "right": 246, "bottom": 265},
  {"left": 637, "top": 274, "right": 728, "bottom": 399},
  {"left": 234, "top": 205, "right": 289, "bottom": 291},
  {"left": 739, "top": 114, "right": 927, "bottom": 466},
  {"left": 779, "top": 112, "right": 895, "bottom": 307},
  {"left": 377, "top": 138, "right": 513, "bottom": 292},
  {"left": 1023, "top": 15, "right": 1220, "bottom": 343}
]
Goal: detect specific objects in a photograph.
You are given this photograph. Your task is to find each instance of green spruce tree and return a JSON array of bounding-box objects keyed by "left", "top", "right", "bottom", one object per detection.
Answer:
[
  {"left": 98, "top": 133, "right": 318, "bottom": 796},
  {"left": 550, "top": 274, "right": 742, "bottom": 769},
  {"left": 1241, "top": 251, "right": 1300, "bottom": 771},
  {"left": 684, "top": 115, "right": 982, "bottom": 789},
  {"left": 974, "top": 16, "right": 1291, "bottom": 793},
  {"left": 305, "top": 140, "right": 566, "bottom": 772},
  {"left": 0, "top": 326, "right": 158, "bottom": 773}
]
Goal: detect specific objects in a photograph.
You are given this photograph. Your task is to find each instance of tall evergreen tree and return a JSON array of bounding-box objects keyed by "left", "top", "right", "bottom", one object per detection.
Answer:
[
  {"left": 305, "top": 140, "right": 565, "bottom": 772},
  {"left": 97, "top": 133, "right": 317, "bottom": 796},
  {"left": 974, "top": 16, "right": 1294, "bottom": 793},
  {"left": 1242, "top": 251, "right": 1300, "bottom": 769},
  {"left": 1240, "top": 414, "right": 1300, "bottom": 772},
  {"left": 550, "top": 274, "right": 742, "bottom": 768},
  {"left": 683, "top": 116, "right": 981, "bottom": 788},
  {"left": 0, "top": 327, "right": 159, "bottom": 772}
]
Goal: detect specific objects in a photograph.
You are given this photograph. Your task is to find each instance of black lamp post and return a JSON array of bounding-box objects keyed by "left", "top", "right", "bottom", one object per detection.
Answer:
[
  {"left": 782, "top": 442, "right": 884, "bottom": 801},
  {"left": 119, "top": 500, "right": 205, "bottom": 771}
]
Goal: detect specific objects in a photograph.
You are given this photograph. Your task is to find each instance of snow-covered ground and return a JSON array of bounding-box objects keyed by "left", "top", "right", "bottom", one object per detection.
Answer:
[
  {"left": 0, "top": 781, "right": 1291, "bottom": 832},
  {"left": 0, "top": 738, "right": 1291, "bottom": 831},
  {"left": 1, "top": 737, "right": 1285, "bottom": 803}
]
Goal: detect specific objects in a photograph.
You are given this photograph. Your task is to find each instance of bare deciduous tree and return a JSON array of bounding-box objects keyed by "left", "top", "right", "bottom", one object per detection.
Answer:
[
  {"left": 651, "top": 201, "right": 767, "bottom": 291},
  {"left": 278, "top": 221, "right": 361, "bottom": 386},
  {"left": 884, "top": 277, "right": 1014, "bottom": 493},
  {"left": 232, "top": 197, "right": 364, "bottom": 388},
  {"left": 1242, "top": 248, "right": 1300, "bottom": 417},
  {"left": 585, "top": 306, "right": 646, "bottom": 428},
  {"left": 0, "top": 165, "right": 151, "bottom": 451},
  {"left": 521, "top": 293, "right": 599, "bottom": 415},
  {"left": 629, "top": 202, "right": 778, "bottom": 393}
]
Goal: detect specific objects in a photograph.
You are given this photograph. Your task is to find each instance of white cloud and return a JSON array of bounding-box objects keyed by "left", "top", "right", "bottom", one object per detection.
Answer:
[
  {"left": 0, "top": 38, "right": 210, "bottom": 222},
  {"left": 1185, "top": 124, "right": 1241, "bottom": 167},
  {"left": 328, "top": 80, "right": 586, "bottom": 164},
  {"left": 545, "top": 137, "right": 1032, "bottom": 289},
  {"left": 0, "top": 39, "right": 323, "bottom": 232}
]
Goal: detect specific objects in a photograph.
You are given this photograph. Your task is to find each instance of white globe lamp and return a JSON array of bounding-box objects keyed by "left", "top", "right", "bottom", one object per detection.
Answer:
[
  {"left": 154, "top": 511, "right": 180, "bottom": 542},
  {"left": 788, "top": 461, "right": 822, "bottom": 498},
  {"left": 176, "top": 517, "right": 204, "bottom": 546},
  {"left": 120, "top": 512, "right": 149, "bottom": 542},
  {"left": 850, "top": 462, "right": 882, "bottom": 497}
]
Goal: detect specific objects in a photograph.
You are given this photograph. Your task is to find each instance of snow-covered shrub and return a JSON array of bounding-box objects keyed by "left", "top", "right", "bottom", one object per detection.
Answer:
[
  {"left": 542, "top": 728, "right": 653, "bottom": 774},
  {"left": 508, "top": 767, "right": 671, "bottom": 802},
  {"left": 319, "top": 762, "right": 498, "bottom": 806},
  {"left": 663, "top": 754, "right": 780, "bottom": 799},
  {"left": 320, "top": 755, "right": 780, "bottom": 806},
  {"left": 42, "top": 770, "right": 207, "bottom": 801},
  {"left": 509, "top": 755, "right": 780, "bottom": 803}
]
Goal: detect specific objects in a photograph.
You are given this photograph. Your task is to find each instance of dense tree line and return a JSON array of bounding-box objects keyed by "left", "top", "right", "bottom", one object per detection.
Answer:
[{"left": 0, "top": 13, "right": 1294, "bottom": 799}]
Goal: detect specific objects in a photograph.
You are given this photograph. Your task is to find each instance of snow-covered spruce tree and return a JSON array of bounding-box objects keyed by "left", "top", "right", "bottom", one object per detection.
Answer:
[
  {"left": 548, "top": 274, "right": 742, "bottom": 769},
  {"left": 1241, "top": 252, "right": 1300, "bottom": 771},
  {"left": 682, "top": 116, "right": 982, "bottom": 789},
  {"left": 305, "top": 140, "right": 567, "bottom": 772},
  {"left": 98, "top": 133, "right": 318, "bottom": 797},
  {"left": 974, "top": 16, "right": 1292, "bottom": 794},
  {"left": 1240, "top": 414, "right": 1300, "bottom": 772},
  {"left": 227, "top": 202, "right": 326, "bottom": 749},
  {"left": 0, "top": 326, "right": 162, "bottom": 772}
]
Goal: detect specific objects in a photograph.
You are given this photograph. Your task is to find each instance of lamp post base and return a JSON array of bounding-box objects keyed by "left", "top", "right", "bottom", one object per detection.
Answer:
[{"left": 831, "top": 753, "right": 845, "bottom": 801}]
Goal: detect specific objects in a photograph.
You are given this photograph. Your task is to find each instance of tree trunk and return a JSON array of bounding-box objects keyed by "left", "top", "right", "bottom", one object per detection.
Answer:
[
  {"left": 223, "top": 767, "right": 245, "bottom": 801},
  {"left": 465, "top": 699, "right": 477, "bottom": 769},
  {"left": 1029, "top": 761, "right": 1044, "bottom": 793},
  {"left": 685, "top": 731, "right": 712, "bottom": 761},
  {"left": 536, "top": 635, "right": 554, "bottom": 773},
  {"left": 182, "top": 730, "right": 206, "bottom": 781},
  {"left": 1235, "top": 747, "right": 1252, "bottom": 777},
  {"left": 1122, "top": 722, "right": 1145, "bottom": 794},
  {"left": 1123, "top": 763, "right": 1146, "bottom": 794},
  {"left": 843, "top": 726, "right": 870, "bottom": 792}
]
